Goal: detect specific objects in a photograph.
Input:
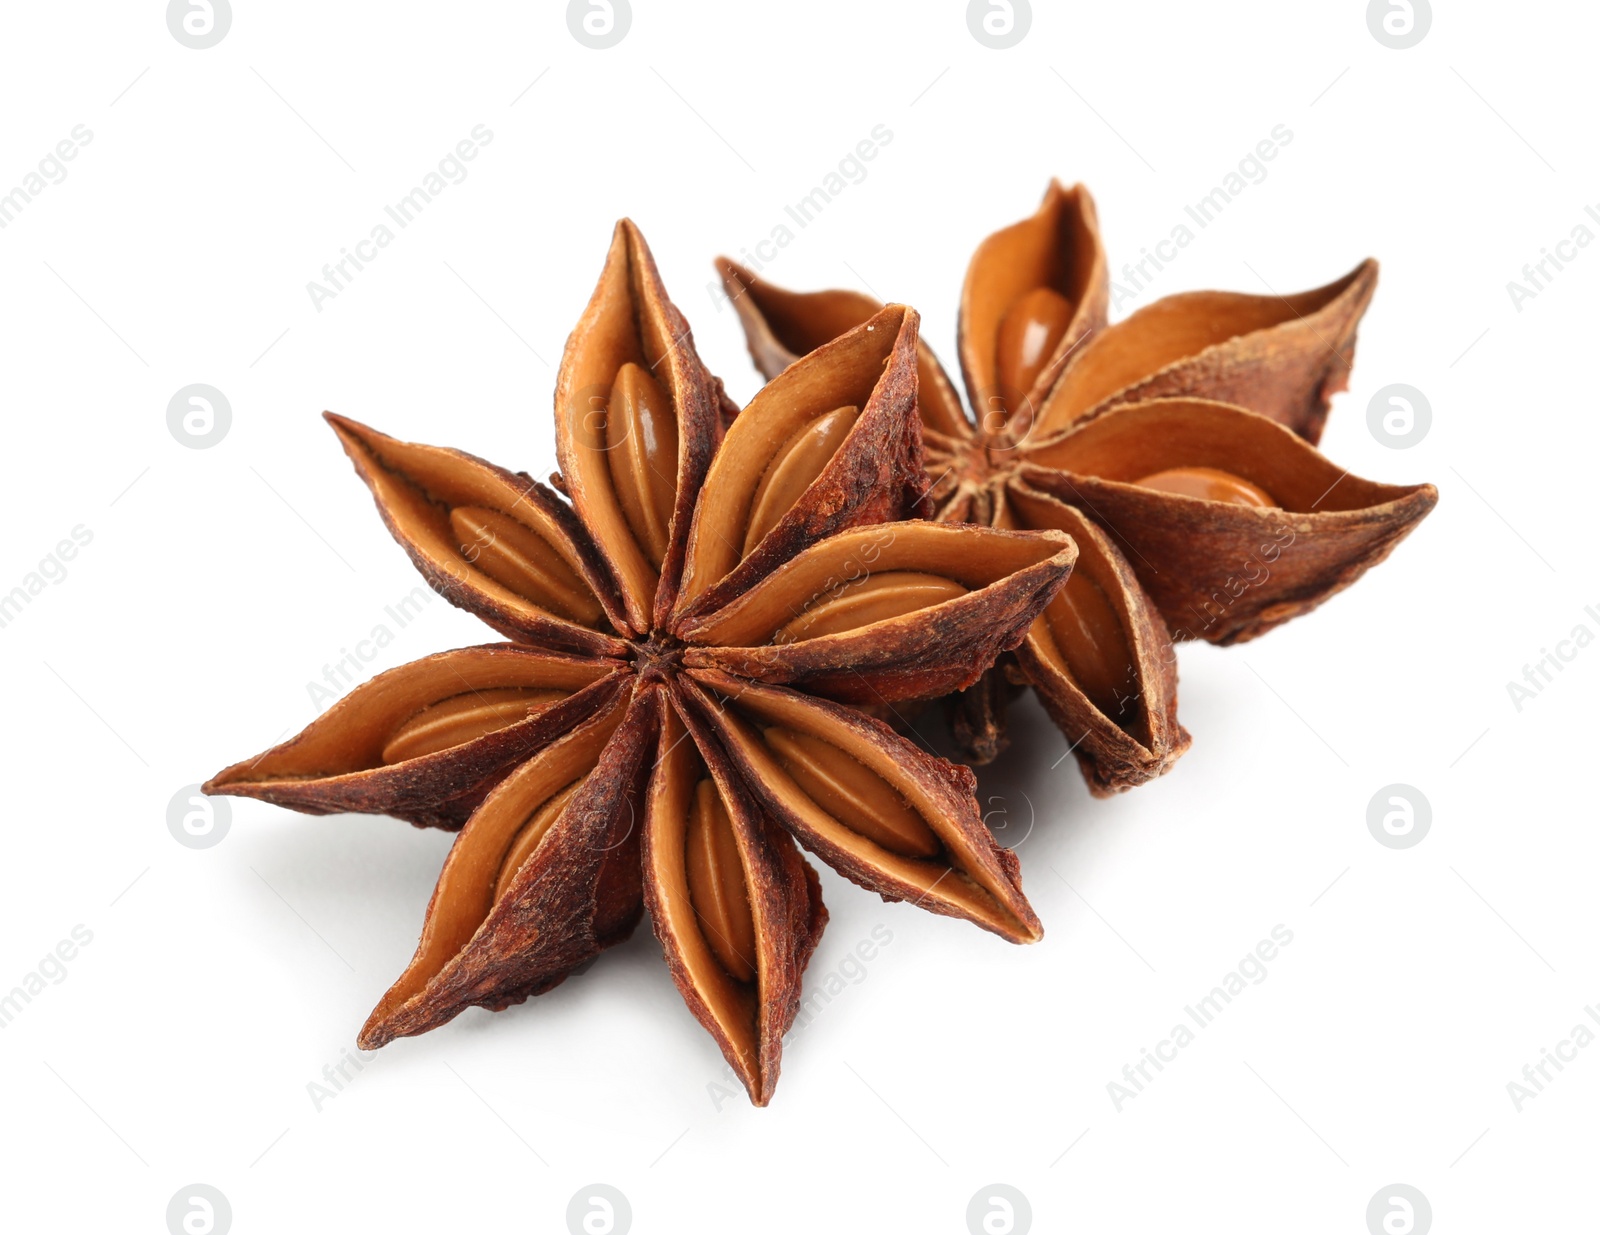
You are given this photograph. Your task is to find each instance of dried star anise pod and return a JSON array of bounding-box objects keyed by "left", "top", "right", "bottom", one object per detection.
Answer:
[
  {"left": 205, "top": 221, "right": 1074, "bottom": 1104},
  {"left": 717, "top": 181, "right": 1437, "bottom": 792}
]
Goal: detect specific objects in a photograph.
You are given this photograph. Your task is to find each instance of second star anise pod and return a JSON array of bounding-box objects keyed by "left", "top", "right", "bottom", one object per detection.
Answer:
[
  {"left": 204, "top": 221, "right": 1074, "bottom": 1104},
  {"left": 718, "top": 181, "right": 1437, "bottom": 792}
]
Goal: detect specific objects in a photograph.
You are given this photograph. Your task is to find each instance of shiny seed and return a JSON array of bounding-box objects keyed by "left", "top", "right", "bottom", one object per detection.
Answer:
[
  {"left": 451, "top": 506, "right": 603, "bottom": 625},
  {"left": 775, "top": 572, "right": 968, "bottom": 644},
  {"left": 742, "top": 405, "right": 861, "bottom": 557},
  {"left": 763, "top": 728, "right": 941, "bottom": 858},
  {"left": 1133, "top": 466, "right": 1276, "bottom": 508},
  {"left": 606, "top": 361, "right": 679, "bottom": 568},
  {"left": 996, "top": 286, "right": 1076, "bottom": 420},
  {"left": 382, "top": 687, "right": 570, "bottom": 764},
  {"left": 1043, "top": 572, "right": 1136, "bottom": 720},
  {"left": 685, "top": 779, "right": 757, "bottom": 984},
  {"left": 493, "top": 780, "right": 583, "bottom": 904}
]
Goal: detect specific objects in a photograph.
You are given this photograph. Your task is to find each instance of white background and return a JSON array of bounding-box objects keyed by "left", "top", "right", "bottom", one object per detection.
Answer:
[{"left": 1, "top": 2, "right": 1593, "bottom": 1232}]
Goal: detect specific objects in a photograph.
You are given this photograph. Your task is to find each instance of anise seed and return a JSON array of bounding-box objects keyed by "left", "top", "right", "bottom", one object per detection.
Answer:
[
  {"left": 493, "top": 780, "right": 584, "bottom": 903},
  {"left": 742, "top": 404, "right": 860, "bottom": 557},
  {"left": 762, "top": 727, "right": 941, "bottom": 858},
  {"left": 1133, "top": 466, "right": 1276, "bottom": 508},
  {"left": 1040, "top": 573, "right": 1136, "bottom": 721},
  {"left": 450, "top": 506, "right": 603, "bottom": 625},
  {"left": 606, "top": 361, "right": 679, "bottom": 568},
  {"left": 775, "top": 572, "right": 968, "bottom": 643},
  {"left": 996, "top": 286, "right": 1076, "bottom": 419},
  {"left": 382, "top": 688, "right": 571, "bottom": 764},
  {"left": 685, "top": 779, "right": 757, "bottom": 984}
]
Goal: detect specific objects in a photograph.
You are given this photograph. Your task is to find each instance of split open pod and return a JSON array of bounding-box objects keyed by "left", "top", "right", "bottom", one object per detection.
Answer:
[
  {"left": 205, "top": 220, "right": 1074, "bottom": 1104},
  {"left": 718, "top": 180, "right": 1435, "bottom": 787}
]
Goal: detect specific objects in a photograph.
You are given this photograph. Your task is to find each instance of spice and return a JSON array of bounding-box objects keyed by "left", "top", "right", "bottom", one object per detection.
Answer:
[
  {"left": 205, "top": 221, "right": 1075, "bottom": 1104},
  {"left": 718, "top": 182, "right": 1437, "bottom": 791}
]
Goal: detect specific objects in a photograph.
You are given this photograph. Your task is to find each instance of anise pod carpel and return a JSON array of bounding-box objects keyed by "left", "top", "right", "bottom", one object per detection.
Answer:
[
  {"left": 204, "top": 219, "right": 1070, "bottom": 1104},
  {"left": 716, "top": 179, "right": 1434, "bottom": 790}
]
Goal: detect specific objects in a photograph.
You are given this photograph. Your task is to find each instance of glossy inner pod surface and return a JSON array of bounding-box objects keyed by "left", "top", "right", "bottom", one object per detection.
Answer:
[
  {"left": 773, "top": 573, "right": 969, "bottom": 644},
  {"left": 1000, "top": 481, "right": 1188, "bottom": 787},
  {"left": 381, "top": 687, "right": 573, "bottom": 764},
  {"left": 646, "top": 701, "right": 772, "bottom": 1088},
  {"left": 1036, "top": 571, "right": 1138, "bottom": 722},
  {"left": 692, "top": 677, "right": 1039, "bottom": 941},
  {"left": 685, "top": 779, "right": 758, "bottom": 983},
  {"left": 742, "top": 404, "right": 860, "bottom": 556},
  {"left": 326, "top": 416, "right": 610, "bottom": 641},
  {"left": 995, "top": 287, "right": 1078, "bottom": 422},
  {"left": 1032, "top": 260, "right": 1376, "bottom": 437},
  {"left": 604, "top": 362, "right": 679, "bottom": 568},
  {"left": 361, "top": 700, "right": 627, "bottom": 1036},
  {"left": 450, "top": 507, "right": 604, "bottom": 625},
  {"left": 960, "top": 180, "right": 1107, "bottom": 433},
  {"left": 683, "top": 522, "right": 1064, "bottom": 650},
  {"left": 1027, "top": 399, "right": 1360, "bottom": 513},
  {"left": 557, "top": 220, "right": 717, "bottom": 629},
  {"left": 676, "top": 305, "right": 915, "bottom": 611},
  {"left": 761, "top": 727, "right": 940, "bottom": 857},
  {"left": 1132, "top": 467, "right": 1276, "bottom": 508},
  {"left": 214, "top": 648, "right": 615, "bottom": 782}
]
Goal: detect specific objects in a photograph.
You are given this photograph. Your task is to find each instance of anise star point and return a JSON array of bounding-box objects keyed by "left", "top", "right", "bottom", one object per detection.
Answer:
[
  {"left": 205, "top": 219, "right": 1072, "bottom": 1104},
  {"left": 718, "top": 181, "right": 1437, "bottom": 792}
]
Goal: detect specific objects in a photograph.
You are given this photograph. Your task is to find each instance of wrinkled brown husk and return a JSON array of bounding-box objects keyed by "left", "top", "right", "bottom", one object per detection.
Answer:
[
  {"left": 325, "top": 413, "right": 630, "bottom": 655},
  {"left": 681, "top": 523, "right": 1076, "bottom": 704},
  {"left": 554, "top": 218, "right": 722, "bottom": 632},
  {"left": 683, "top": 674, "right": 1042, "bottom": 943},
  {"left": 359, "top": 689, "right": 655, "bottom": 1047},
  {"left": 673, "top": 304, "right": 929, "bottom": 623},
  {"left": 204, "top": 648, "right": 626, "bottom": 829},
  {"left": 1019, "top": 399, "right": 1438, "bottom": 644},
  {"left": 1005, "top": 486, "right": 1191, "bottom": 794},
  {"left": 645, "top": 687, "right": 825, "bottom": 1105},
  {"left": 1031, "top": 260, "right": 1378, "bottom": 445}
]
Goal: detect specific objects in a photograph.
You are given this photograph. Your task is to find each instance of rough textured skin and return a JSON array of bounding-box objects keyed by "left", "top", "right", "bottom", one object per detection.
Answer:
[
  {"left": 1016, "top": 403, "right": 1439, "bottom": 646},
  {"left": 204, "top": 659, "right": 628, "bottom": 829},
  {"left": 686, "top": 532, "right": 1076, "bottom": 704},
  {"left": 672, "top": 306, "right": 928, "bottom": 625},
  {"left": 715, "top": 188, "right": 1421, "bottom": 781},
  {"left": 358, "top": 691, "right": 656, "bottom": 1047},
  {"left": 649, "top": 686, "right": 826, "bottom": 1106},
  {"left": 1047, "top": 261, "right": 1379, "bottom": 446},
  {"left": 684, "top": 674, "right": 1041, "bottom": 943},
  {"left": 207, "top": 221, "right": 1065, "bottom": 1105},
  {"left": 552, "top": 220, "right": 723, "bottom": 634},
  {"left": 326, "top": 415, "right": 631, "bottom": 656},
  {"left": 1004, "top": 489, "right": 1191, "bottom": 793},
  {"left": 947, "top": 665, "right": 1021, "bottom": 765}
]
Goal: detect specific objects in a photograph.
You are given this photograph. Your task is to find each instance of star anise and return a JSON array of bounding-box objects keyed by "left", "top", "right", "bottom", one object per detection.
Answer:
[
  {"left": 717, "top": 182, "right": 1437, "bottom": 792},
  {"left": 205, "top": 221, "right": 1074, "bottom": 1104}
]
